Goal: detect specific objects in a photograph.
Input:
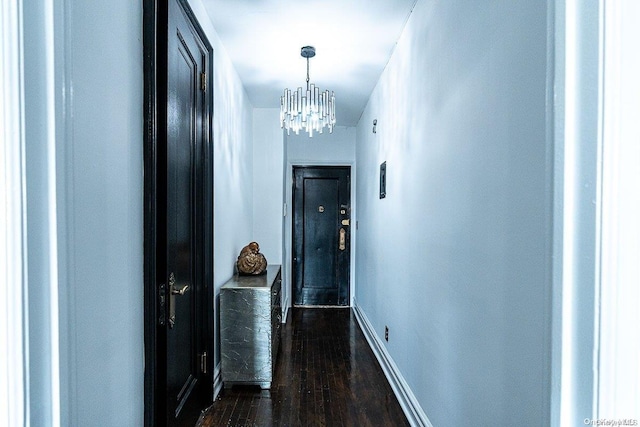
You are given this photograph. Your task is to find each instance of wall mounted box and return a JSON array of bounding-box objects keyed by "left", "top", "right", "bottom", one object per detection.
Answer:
[{"left": 220, "top": 265, "right": 282, "bottom": 389}]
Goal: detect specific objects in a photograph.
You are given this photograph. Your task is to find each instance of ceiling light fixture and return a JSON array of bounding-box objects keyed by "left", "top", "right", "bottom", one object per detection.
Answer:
[{"left": 280, "top": 46, "right": 336, "bottom": 137}]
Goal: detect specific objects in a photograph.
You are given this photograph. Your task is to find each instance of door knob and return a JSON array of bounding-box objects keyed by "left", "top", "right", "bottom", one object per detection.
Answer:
[{"left": 171, "top": 284, "right": 190, "bottom": 296}]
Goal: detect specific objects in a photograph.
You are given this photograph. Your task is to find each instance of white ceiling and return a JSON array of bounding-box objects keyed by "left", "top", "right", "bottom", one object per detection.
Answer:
[{"left": 203, "top": 0, "right": 418, "bottom": 126}]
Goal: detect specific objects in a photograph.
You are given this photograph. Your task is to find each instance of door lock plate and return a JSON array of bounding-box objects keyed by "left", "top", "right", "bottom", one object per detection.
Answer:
[
  {"left": 168, "top": 272, "right": 176, "bottom": 329},
  {"left": 168, "top": 272, "right": 190, "bottom": 329},
  {"left": 158, "top": 283, "right": 166, "bottom": 326}
]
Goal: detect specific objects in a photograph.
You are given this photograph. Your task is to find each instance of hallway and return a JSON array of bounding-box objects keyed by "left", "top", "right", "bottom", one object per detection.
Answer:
[
  {"left": 197, "top": 308, "right": 409, "bottom": 426},
  {"left": 7, "top": 0, "right": 640, "bottom": 425}
]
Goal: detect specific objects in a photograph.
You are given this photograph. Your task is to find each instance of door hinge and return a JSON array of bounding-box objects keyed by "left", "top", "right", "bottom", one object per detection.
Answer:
[
  {"left": 200, "top": 72, "right": 206, "bottom": 91},
  {"left": 199, "top": 352, "right": 207, "bottom": 374}
]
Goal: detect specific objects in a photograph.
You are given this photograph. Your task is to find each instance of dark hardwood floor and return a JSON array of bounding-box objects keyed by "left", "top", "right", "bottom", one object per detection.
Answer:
[{"left": 197, "top": 307, "right": 410, "bottom": 427}]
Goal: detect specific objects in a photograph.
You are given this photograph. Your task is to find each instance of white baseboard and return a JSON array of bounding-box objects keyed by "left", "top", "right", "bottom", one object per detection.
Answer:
[
  {"left": 282, "top": 296, "right": 291, "bottom": 323},
  {"left": 353, "top": 303, "right": 433, "bottom": 427},
  {"left": 213, "top": 362, "right": 223, "bottom": 400}
]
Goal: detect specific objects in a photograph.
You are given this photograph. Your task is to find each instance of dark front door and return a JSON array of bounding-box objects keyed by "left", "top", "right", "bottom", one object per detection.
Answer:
[
  {"left": 293, "top": 166, "right": 351, "bottom": 306},
  {"left": 144, "top": 0, "right": 213, "bottom": 425}
]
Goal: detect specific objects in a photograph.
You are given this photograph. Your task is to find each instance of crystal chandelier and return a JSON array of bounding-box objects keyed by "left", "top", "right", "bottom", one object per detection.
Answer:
[{"left": 280, "top": 46, "right": 336, "bottom": 137}]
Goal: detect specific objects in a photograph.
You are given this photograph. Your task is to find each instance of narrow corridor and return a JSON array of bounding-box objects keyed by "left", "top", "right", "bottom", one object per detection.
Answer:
[{"left": 198, "top": 308, "right": 409, "bottom": 426}]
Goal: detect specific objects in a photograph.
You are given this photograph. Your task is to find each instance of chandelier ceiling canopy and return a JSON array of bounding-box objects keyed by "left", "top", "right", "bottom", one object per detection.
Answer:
[{"left": 280, "top": 46, "right": 336, "bottom": 137}]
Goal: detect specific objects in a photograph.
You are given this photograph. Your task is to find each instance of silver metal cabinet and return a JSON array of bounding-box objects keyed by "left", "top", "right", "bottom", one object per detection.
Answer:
[{"left": 220, "top": 265, "right": 281, "bottom": 389}]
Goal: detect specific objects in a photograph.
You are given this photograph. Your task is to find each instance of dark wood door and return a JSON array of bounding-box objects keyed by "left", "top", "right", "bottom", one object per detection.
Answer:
[
  {"left": 164, "top": 0, "right": 209, "bottom": 424},
  {"left": 144, "top": 0, "right": 213, "bottom": 425},
  {"left": 293, "top": 167, "right": 351, "bottom": 306}
]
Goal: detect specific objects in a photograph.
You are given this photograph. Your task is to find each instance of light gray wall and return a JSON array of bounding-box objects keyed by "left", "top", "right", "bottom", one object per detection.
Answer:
[
  {"left": 551, "top": 2, "right": 603, "bottom": 425},
  {"left": 59, "top": 1, "right": 145, "bottom": 425},
  {"left": 252, "top": 108, "right": 284, "bottom": 265},
  {"left": 355, "top": 1, "right": 552, "bottom": 426},
  {"left": 22, "top": 0, "right": 61, "bottom": 424},
  {"left": 287, "top": 126, "right": 356, "bottom": 164}
]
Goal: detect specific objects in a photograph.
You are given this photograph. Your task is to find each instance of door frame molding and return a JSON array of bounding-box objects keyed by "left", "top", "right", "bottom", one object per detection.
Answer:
[
  {"left": 143, "top": 0, "right": 214, "bottom": 425},
  {"left": 284, "top": 163, "right": 356, "bottom": 313},
  {"left": 284, "top": 161, "right": 357, "bottom": 320}
]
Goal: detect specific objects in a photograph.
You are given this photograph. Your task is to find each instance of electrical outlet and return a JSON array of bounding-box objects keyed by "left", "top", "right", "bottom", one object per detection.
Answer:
[{"left": 385, "top": 326, "right": 389, "bottom": 342}]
